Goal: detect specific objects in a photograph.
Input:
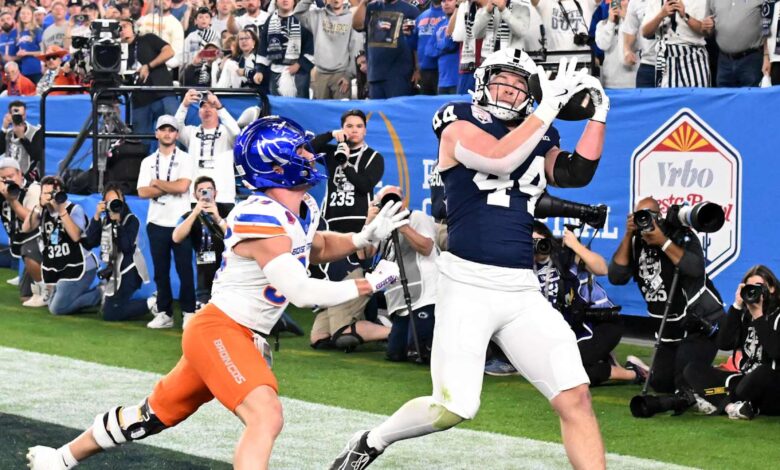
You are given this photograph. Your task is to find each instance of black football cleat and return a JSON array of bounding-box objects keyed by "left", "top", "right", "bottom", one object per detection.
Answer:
[{"left": 329, "top": 431, "right": 382, "bottom": 470}]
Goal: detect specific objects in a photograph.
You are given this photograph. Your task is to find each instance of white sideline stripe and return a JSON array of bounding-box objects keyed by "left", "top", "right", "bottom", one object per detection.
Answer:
[{"left": 0, "top": 347, "right": 695, "bottom": 470}]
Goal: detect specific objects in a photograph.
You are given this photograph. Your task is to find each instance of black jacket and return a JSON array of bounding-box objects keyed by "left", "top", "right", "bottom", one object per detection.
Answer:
[{"left": 718, "top": 305, "right": 780, "bottom": 371}]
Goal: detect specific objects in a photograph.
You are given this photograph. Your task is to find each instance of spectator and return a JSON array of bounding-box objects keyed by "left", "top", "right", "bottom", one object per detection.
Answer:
[
  {"left": 532, "top": 0, "right": 600, "bottom": 56},
  {"left": 63, "top": 3, "right": 92, "bottom": 53},
  {"left": 136, "top": 115, "right": 196, "bottom": 329},
  {"left": 767, "top": 0, "right": 780, "bottom": 85},
  {"left": 0, "top": 157, "right": 44, "bottom": 307},
  {"left": 1, "top": 61, "right": 36, "bottom": 96},
  {"left": 608, "top": 197, "right": 725, "bottom": 393},
  {"left": 595, "top": 0, "right": 638, "bottom": 88},
  {"left": 42, "top": 1, "right": 68, "bottom": 51},
  {"left": 353, "top": 0, "right": 420, "bottom": 98},
  {"left": 622, "top": 0, "right": 658, "bottom": 87},
  {"left": 212, "top": 0, "right": 234, "bottom": 35},
  {"left": 259, "top": 0, "right": 314, "bottom": 98},
  {"left": 22, "top": 175, "right": 101, "bottom": 315},
  {"left": 66, "top": 0, "right": 83, "bottom": 24},
  {"left": 216, "top": 28, "right": 266, "bottom": 90},
  {"left": 473, "top": 0, "right": 532, "bottom": 59},
  {"left": 172, "top": 176, "right": 230, "bottom": 307},
  {"left": 228, "top": 0, "right": 269, "bottom": 37},
  {"left": 355, "top": 49, "right": 368, "bottom": 99},
  {"left": 181, "top": 6, "right": 220, "bottom": 66},
  {"left": 129, "top": 0, "right": 144, "bottom": 20},
  {"left": 642, "top": 0, "right": 710, "bottom": 87},
  {"left": 83, "top": 2, "right": 101, "bottom": 22},
  {"left": 36, "top": 45, "right": 78, "bottom": 95},
  {"left": 180, "top": 40, "right": 223, "bottom": 86},
  {"left": 371, "top": 185, "right": 438, "bottom": 362},
  {"left": 449, "top": 0, "right": 484, "bottom": 94},
  {"left": 412, "top": 0, "right": 447, "bottom": 95},
  {"left": 34, "top": 7, "right": 47, "bottom": 29},
  {"left": 138, "top": 0, "right": 185, "bottom": 69},
  {"left": 705, "top": 0, "right": 763, "bottom": 87},
  {"left": 118, "top": 18, "right": 177, "bottom": 149},
  {"left": 170, "top": 0, "right": 190, "bottom": 21},
  {"left": 175, "top": 89, "right": 239, "bottom": 202},
  {"left": 0, "top": 10, "right": 18, "bottom": 66},
  {"left": 429, "top": 0, "right": 459, "bottom": 94},
  {"left": 14, "top": 5, "right": 44, "bottom": 84},
  {"left": 0, "top": 100, "right": 43, "bottom": 174},
  {"left": 294, "top": 0, "right": 360, "bottom": 100},
  {"left": 83, "top": 183, "right": 151, "bottom": 321},
  {"left": 104, "top": 3, "right": 123, "bottom": 19}
]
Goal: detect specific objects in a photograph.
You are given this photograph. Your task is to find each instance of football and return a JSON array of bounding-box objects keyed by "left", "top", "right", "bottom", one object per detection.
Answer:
[{"left": 527, "top": 74, "right": 596, "bottom": 121}]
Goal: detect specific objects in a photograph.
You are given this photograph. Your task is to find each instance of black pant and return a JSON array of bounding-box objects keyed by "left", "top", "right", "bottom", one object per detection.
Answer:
[
  {"left": 102, "top": 269, "right": 148, "bottom": 321},
  {"left": 684, "top": 363, "right": 780, "bottom": 415},
  {"left": 772, "top": 62, "right": 780, "bottom": 86},
  {"left": 196, "top": 261, "right": 219, "bottom": 304},
  {"left": 418, "top": 69, "right": 438, "bottom": 96},
  {"left": 147, "top": 223, "right": 195, "bottom": 316},
  {"left": 578, "top": 321, "right": 624, "bottom": 386},
  {"left": 650, "top": 333, "right": 718, "bottom": 393}
]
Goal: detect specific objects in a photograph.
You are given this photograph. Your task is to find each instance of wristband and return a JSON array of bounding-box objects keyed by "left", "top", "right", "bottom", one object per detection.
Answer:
[{"left": 661, "top": 238, "right": 672, "bottom": 252}]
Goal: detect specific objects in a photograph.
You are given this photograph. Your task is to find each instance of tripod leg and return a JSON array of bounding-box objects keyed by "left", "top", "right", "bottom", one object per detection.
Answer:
[
  {"left": 391, "top": 230, "right": 424, "bottom": 363},
  {"left": 58, "top": 115, "right": 93, "bottom": 175},
  {"left": 641, "top": 267, "right": 681, "bottom": 396}
]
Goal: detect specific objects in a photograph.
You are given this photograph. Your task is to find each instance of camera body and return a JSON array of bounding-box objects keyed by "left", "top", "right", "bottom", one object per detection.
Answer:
[
  {"left": 573, "top": 32, "right": 591, "bottom": 46},
  {"left": 533, "top": 238, "right": 552, "bottom": 256},
  {"left": 3, "top": 180, "right": 21, "bottom": 199},
  {"left": 97, "top": 263, "right": 114, "bottom": 281},
  {"left": 741, "top": 284, "right": 768, "bottom": 305},
  {"left": 378, "top": 191, "right": 402, "bottom": 209},
  {"left": 106, "top": 198, "right": 124, "bottom": 214},
  {"left": 11, "top": 112, "right": 24, "bottom": 126}
]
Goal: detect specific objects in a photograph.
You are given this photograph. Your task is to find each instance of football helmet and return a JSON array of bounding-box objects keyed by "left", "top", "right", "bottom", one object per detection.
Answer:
[
  {"left": 234, "top": 116, "right": 327, "bottom": 190},
  {"left": 472, "top": 48, "right": 538, "bottom": 121}
]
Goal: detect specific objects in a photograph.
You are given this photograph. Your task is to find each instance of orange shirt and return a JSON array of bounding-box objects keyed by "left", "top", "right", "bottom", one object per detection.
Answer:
[{"left": 3, "top": 74, "right": 37, "bottom": 96}]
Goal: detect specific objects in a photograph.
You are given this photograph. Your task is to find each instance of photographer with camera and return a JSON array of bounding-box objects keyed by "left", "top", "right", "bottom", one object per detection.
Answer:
[
  {"left": 0, "top": 100, "right": 42, "bottom": 176},
  {"left": 172, "top": 176, "right": 229, "bottom": 310},
  {"left": 83, "top": 182, "right": 150, "bottom": 321},
  {"left": 0, "top": 157, "right": 44, "bottom": 307},
  {"left": 680, "top": 265, "right": 780, "bottom": 419},
  {"left": 22, "top": 175, "right": 101, "bottom": 315},
  {"left": 609, "top": 197, "right": 725, "bottom": 394}
]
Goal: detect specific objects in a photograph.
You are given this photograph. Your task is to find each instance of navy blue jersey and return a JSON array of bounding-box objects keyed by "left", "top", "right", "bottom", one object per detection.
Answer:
[{"left": 433, "top": 102, "right": 560, "bottom": 269}]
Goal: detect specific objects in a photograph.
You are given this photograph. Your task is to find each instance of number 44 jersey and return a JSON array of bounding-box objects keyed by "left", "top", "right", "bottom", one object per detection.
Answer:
[{"left": 432, "top": 101, "right": 560, "bottom": 270}]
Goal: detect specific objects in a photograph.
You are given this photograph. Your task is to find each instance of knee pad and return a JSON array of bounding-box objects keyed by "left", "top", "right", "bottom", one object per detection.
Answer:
[
  {"left": 92, "top": 399, "right": 166, "bottom": 449},
  {"left": 332, "top": 322, "right": 364, "bottom": 353}
]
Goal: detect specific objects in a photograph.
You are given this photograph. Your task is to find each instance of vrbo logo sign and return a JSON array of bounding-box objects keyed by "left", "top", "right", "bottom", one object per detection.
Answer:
[{"left": 631, "top": 108, "right": 742, "bottom": 278}]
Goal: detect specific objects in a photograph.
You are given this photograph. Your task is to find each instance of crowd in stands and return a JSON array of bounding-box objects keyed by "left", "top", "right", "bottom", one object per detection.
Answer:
[{"left": 0, "top": 0, "right": 776, "bottom": 100}]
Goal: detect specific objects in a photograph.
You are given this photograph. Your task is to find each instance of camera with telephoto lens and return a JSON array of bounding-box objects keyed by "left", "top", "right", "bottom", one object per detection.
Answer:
[
  {"left": 741, "top": 284, "right": 768, "bottom": 305},
  {"left": 583, "top": 306, "right": 622, "bottom": 322},
  {"left": 665, "top": 202, "right": 725, "bottom": 233},
  {"left": 633, "top": 209, "right": 657, "bottom": 233},
  {"left": 533, "top": 238, "right": 552, "bottom": 256},
  {"left": 53, "top": 191, "right": 68, "bottom": 204},
  {"left": 533, "top": 193, "right": 608, "bottom": 230},
  {"left": 630, "top": 388, "right": 697, "bottom": 418},
  {"left": 97, "top": 263, "right": 114, "bottom": 281},
  {"left": 573, "top": 32, "right": 592, "bottom": 46},
  {"left": 3, "top": 180, "right": 21, "bottom": 199},
  {"left": 11, "top": 113, "right": 24, "bottom": 126},
  {"left": 106, "top": 199, "right": 123, "bottom": 214}
]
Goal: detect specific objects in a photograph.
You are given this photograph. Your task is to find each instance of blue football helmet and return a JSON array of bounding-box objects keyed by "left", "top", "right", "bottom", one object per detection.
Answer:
[{"left": 234, "top": 116, "right": 327, "bottom": 190}]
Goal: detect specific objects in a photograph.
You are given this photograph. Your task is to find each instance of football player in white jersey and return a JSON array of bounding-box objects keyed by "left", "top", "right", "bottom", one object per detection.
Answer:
[{"left": 26, "top": 116, "right": 408, "bottom": 470}]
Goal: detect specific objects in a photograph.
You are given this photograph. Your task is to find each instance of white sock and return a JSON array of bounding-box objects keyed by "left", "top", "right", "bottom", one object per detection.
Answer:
[
  {"left": 366, "top": 396, "right": 462, "bottom": 451},
  {"left": 57, "top": 445, "right": 79, "bottom": 468}
]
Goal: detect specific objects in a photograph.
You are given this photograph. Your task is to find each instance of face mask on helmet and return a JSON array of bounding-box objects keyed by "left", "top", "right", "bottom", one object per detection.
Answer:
[
  {"left": 472, "top": 49, "right": 537, "bottom": 122},
  {"left": 234, "top": 116, "right": 328, "bottom": 191}
]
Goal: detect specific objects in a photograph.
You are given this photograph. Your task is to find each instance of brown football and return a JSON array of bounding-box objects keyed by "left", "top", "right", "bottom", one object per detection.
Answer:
[{"left": 527, "top": 74, "right": 596, "bottom": 121}]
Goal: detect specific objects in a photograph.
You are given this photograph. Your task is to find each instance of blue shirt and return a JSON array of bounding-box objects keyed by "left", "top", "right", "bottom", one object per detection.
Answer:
[
  {"left": 364, "top": 0, "right": 420, "bottom": 82},
  {"left": 16, "top": 28, "right": 43, "bottom": 77},
  {"left": 428, "top": 18, "right": 459, "bottom": 88},
  {"left": 412, "top": 4, "right": 446, "bottom": 70},
  {"left": 0, "top": 29, "right": 18, "bottom": 61},
  {"left": 433, "top": 102, "right": 560, "bottom": 269}
]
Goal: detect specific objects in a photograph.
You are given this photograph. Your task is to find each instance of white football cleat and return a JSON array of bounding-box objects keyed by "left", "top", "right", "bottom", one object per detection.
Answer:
[
  {"left": 147, "top": 312, "right": 174, "bottom": 329},
  {"left": 26, "top": 446, "right": 64, "bottom": 470}
]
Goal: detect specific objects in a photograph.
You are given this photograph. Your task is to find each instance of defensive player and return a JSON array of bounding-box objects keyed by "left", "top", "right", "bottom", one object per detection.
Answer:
[
  {"left": 26, "top": 116, "right": 408, "bottom": 470},
  {"left": 331, "top": 49, "right": 610, "bottom": 469}
]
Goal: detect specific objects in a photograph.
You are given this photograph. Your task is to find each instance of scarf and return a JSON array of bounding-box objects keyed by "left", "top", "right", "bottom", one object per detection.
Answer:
[
  {"left": 36, "top": 68, "right": 57, "bottom": 95},
  {"left": 481, "top": 5, "right": 512, "bottom": 57},
  {"left": 265, "top": 13, "right": 301, "bottom": 65},
  {"left": 459, "top": 1, "right": 480, "bottom": 72}
]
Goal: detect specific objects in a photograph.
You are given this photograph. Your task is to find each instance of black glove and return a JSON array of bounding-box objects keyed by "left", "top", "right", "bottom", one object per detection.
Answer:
[{"left": 334, "top": 142, "right": 349, "bottom": 165}]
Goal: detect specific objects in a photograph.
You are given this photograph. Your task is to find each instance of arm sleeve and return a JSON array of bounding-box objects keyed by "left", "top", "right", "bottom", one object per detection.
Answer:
[
  {"left": 716, "top": 305, "right": 744, "bottom": 351},
  {"left": 754, "top": 313, "right": 780, "bottom": 360},
  {"left": 294, "top": 0, "right": 315, "bottom": 31},
  {"left": 343, "top": 150, "right": 384, "bottom": 194},
  {"left": 116, "top": 214, "right": 140, "bottom": 257},
  {"left": 263, "top": 252, "right": 360, "bottom": 308},
  {"left": 175, "top": 105, "right": 191, "bottom": 147},
  {"left": 218, "top": 108, "right": 240, "bottom": 140},
  {"left": 83, "top": 218, "right": 103, "bottom": 249},
  {"left": 136, "top": 159, "right": 152, "bottom": 190},
  {"left": 503, "top": 0, "right": 531, "bottom": 38},
  {"left": 451, "top": 2, "right": 468, "bottom": 42},
  {"left": 676, "top": 231, "right": 706, "bottom": 278},
  {"left": 310, "top": 132, "right": 335, "bottom": 152},
  {"left": 594, "top": 19, "right": 616, "bottom": 51},
  {"left": 472, "top": 6, "right": 491, "bottom": 38},
  {"left": 621, "top": 0, "right": 640, "bottom": 34},
  {"left": 608, "top": 257, "right": 634, "bottom": 285}
]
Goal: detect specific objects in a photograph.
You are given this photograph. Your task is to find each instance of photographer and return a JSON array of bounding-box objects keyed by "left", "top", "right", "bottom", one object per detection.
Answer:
[
  {"left": 309, "top": 109, "right": 384, "bottom": 281},
  {"left": 0, "top": 157, "right": 44, "bottom": 307},
  {"left": 0, "top": 100, "right": 42, "bottom": 176},
  {"left": 172, "top": 176, "right": 229, "bottom": 308},
  {"left": 83, "top": 182, "right": 150, "bottom": 321},
  {"left": 22, "top": 175, "right": 101, "bottom": 315},
  {"left": 609, "top": 197, "right": 725, "bottom": 393},
  {"left": 682, "top": 265, "right": 780, "bottom": 419}
]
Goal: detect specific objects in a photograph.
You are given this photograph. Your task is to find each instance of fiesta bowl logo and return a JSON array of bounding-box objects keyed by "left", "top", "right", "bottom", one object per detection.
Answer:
[{"left": 630, "top": 108, "right": 742, "bottom": 278}]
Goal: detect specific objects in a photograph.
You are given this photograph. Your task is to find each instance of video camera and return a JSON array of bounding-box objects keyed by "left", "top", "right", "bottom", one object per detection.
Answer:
[
  {"left": 71, "top": 19, "right": 123, "bottom": 86},
  {"left": 634, "top": 202, "right": 725, "bottom": 234}
]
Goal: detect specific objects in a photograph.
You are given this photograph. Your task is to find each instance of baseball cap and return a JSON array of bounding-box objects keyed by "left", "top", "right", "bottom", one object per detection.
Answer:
[
  {"left": 196, "top": 6, "right": 212, "bottom": 15},
  {"left": 83, "top": 2, "right": 99, "bottom": 10},
  {"left": 156, "top": 115, "right": 179, "bottom": 131},
  {"left": 0, "top": 157, "right": 21, "bottom": 170},
  {"left": 68, "top": 0, "right": 83, "bottom": 7},
  {"left": 34, "top": 6, "right": 47, "bottom": 14}
]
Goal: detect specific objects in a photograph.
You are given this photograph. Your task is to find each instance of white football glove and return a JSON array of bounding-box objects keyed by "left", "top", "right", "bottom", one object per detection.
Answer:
[
  {"left": 579, "top": 74, "right": 610, "bottom": 124},
  {"left": 352, "top": 200, "right": 410, "bottom": 249},
  {"left": 365, "top": 260, "right": 400, "bottom": 292},
  {"left": 534, "top": 57, "right": 588, "bottom": 126}
]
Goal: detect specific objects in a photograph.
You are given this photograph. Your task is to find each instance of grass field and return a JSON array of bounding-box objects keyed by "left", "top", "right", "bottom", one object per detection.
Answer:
[{"left": 1, "top": 267, "right": 779, "bottom": 469}]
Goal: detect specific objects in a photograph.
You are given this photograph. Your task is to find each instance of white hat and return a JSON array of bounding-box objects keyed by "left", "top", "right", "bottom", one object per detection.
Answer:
[
  {"left": 155, "top": 115, "right": 179, "bottom": 131},
  {"left": 0, "top": 157, "right": 21, "bottom": 170}
]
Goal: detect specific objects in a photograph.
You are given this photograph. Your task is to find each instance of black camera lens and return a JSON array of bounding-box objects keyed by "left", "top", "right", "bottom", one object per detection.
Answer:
[
  {"left": 11, "top": 113, "right": 23, "bottom": 126},
  {"left": 54, "top": 191, "right": 68, "bottom": 204},
  {"left": 633, "top": 209, "right": 656, "bottom": 233},
  {"left": 4, "top": 181, "right": 20, "bottom": 199},
  {"left": 574, "top": 33, "right": 591, "bottom": 46},
  {"left": 107, "top": 199, "right": 123, "bottom": 213},
  {"left": 741, "top": 284, "right": 765, "bottom": 305},
  {"left": 379, "top": 191, "right": 402, "bottom": 209},
  {"left": 533, "top": 238, "right": 552, "bottom": 256}
]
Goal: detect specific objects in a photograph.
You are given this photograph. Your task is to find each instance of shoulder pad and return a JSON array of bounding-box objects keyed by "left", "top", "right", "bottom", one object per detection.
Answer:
[{"left": 432, "top": 102, "right": 494, "bottom": 138}]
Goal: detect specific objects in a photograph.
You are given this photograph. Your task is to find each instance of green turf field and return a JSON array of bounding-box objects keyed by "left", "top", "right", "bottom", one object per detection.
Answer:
[{"left": 1, "top": 267, "right": 779, "bottom": 469}]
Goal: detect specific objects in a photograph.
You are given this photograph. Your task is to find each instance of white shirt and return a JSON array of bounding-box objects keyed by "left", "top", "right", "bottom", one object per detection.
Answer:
[
  {"left": 137, "top": 148, "right": 194, "bottom": 227},
  {"left": 174, "top": 104, "right": 240, "bottom": 203},
  {"left": 595, "top": 18, "right": 639, "bottom": 87},
  {"left": 621, "top": 0, "right": 656, "bottom": 65},
  {"left": 211, "top": 193, "right": 320, "bottom": 334},
  {"left": 211, "top": 14, "right": 230, "bottom": 36},
  {"left": 642, "top": 0, "right": 706, "bottom": 46},
  {"left": 534, "top": 0, "right": 600, "bottom": 52},
  {"left": 235, "top": 10, "right": 271, "bottom": 35}
]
